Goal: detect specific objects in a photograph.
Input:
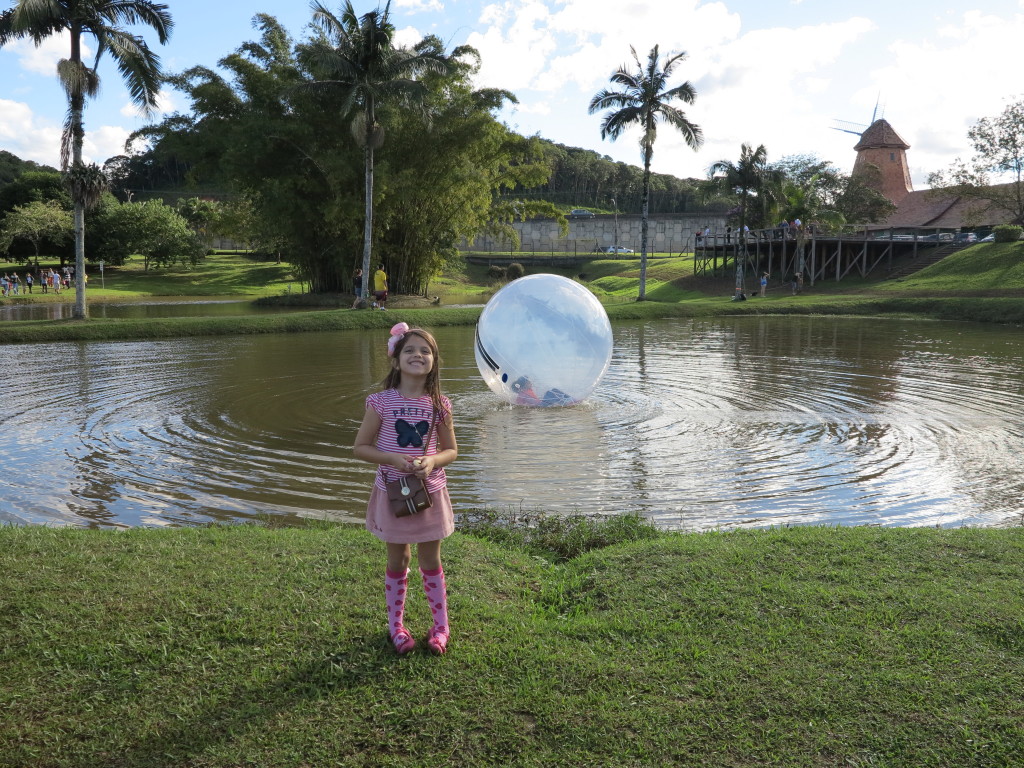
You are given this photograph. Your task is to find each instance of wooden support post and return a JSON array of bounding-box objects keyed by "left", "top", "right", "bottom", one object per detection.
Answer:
[
  {"left": 810, "top": 235, "right": 816, "bottom": 286},
  {"left": 836, "top": 232, "right": 842, "bottom": 282},
  {"left": 860, "top": 228, "right": 868, "bottom": 277}
]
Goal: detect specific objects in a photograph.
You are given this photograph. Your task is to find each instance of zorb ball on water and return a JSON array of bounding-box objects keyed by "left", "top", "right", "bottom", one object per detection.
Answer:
[{"left": 474, "top": 273, "right": 613, "bottom": 407}]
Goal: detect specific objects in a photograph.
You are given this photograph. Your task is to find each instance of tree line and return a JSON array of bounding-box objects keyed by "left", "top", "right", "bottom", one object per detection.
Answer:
[
  {"left": 3, "top": 0, "right": 1021, "bottom": 307},
  {"left": 0, "top": 168, "right": 209, "bottom": 270}
]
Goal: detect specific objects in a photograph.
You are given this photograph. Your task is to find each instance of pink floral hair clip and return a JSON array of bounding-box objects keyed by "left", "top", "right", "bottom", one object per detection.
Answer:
[{"left": 387, "top": 322, "right": 410, "bottom": 356}]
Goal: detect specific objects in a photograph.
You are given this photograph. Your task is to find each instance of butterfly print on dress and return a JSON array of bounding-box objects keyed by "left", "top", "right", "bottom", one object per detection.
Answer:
[{"left": 395, "top": 419, "right": 430, "bottom": 448}]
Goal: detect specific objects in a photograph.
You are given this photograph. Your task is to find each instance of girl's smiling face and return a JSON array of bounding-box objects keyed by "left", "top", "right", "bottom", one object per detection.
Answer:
[{"left": 396, "top": 334, "right": 435, "bottom": 377}]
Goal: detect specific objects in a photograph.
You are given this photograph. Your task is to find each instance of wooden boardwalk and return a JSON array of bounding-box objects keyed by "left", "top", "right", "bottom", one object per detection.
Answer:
[{"left": 694, "top": 228, "right": 963, "bottom": 285}]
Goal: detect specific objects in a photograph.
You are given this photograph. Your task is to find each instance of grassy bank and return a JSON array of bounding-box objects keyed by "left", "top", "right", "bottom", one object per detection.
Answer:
[
  {"left": 2, "top": 243, "right": 1023, "bottom": 344},
  {"left": 3, "top": 293, "right": 1023, "bottom": 345},
  {"left": 1, "top": 521, "right": 1022, "bottom": 767}
]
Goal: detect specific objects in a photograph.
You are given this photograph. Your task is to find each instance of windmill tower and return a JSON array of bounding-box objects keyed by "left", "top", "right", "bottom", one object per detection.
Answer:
[{"left": 833, "top": 102, "right": 913, "bottom": 204}]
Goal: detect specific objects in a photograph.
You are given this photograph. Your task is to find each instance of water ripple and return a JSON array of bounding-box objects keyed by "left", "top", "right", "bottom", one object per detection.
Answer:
[{"left": 2, "top": 318, "right": 1023, "bottom": 530}]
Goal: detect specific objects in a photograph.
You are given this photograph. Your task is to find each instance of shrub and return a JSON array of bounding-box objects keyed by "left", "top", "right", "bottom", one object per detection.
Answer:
[
  {"left": 487, "top": 265, "right": 506, "bottom": 280},
  {"left": 507, "top": 262, "right": 525, "bottom": 280},
  {"left": 993, "top": 225, "right": 1023, "bottom": 243},
  {"left": 457, "top": 510, "right": 661, "bottom": 563}
]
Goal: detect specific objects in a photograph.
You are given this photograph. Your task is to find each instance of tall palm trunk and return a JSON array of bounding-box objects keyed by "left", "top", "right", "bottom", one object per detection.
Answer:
[
  {"left": 639, "top": 143, "right": 652, "bottom": 301},
  {"left": 734, "top": 192, "right": 747, "bottom": 297},
  {"left": 360, "top": 98, "right": 375, "bottom": 300},
  {"left": 70, "top": 25, "right": 88, "bottom": 319}
]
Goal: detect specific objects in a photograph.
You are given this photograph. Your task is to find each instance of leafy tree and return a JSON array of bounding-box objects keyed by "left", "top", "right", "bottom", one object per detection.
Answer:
[
  {"left": 778, "top": 175, "right": 845, "bottom": 273},
  {"left": 94, "top": 199, "right": 204, "bottom": 269},
  {"left": 709, "top": 143, "right": 781, "bottom": 298},
  {"left": 138, "top": 13, "right": 557, "bottom": 295},
  {"left": 299, "top": 0, "right": 452, "bottom": 301},
  {"left": 0, "top": 150, "right": 58, "bottom": 186},
  {"left": 834, "top": 164, "right": 895, "bottom": 225},
  {"left": 993, "top": 224, "right": 1023, "bottom": 242},
  {"left": 376, "top": 42, "right": 561, "bottom": 292},
  {"left": 0, "top": 171, "right": 74, "bottom": 261},
  {"left": 0, "top": 200, "right": 73, "bottom": 264},
  {"left": 770, "top": 154, "right": 892, "bottom": 227},
  {"left": 175, "top": 197, "right": 220, "bottom": 239},
  {"left": 928, "top": 99, "right": 1024, "bottom": 225},
  {"left": 0, "top": 0, "right": 173, "bottom": 318},
  {"left": 0, "top": 171, "right": 71, "bottom": 216},
  {"left": 589, "top": 44, "right": 703, "bottom": 300},
  {"left": 516, "top": 140, "right": 706, "bottom": 214}
]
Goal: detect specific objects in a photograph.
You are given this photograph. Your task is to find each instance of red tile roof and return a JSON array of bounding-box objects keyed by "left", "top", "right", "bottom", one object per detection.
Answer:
[
  {"left": 854, "top": 119, "right": 910, "bottom": 151},
  {"left": 872, "top": 186, "right": 1012, "bottom": 229}
]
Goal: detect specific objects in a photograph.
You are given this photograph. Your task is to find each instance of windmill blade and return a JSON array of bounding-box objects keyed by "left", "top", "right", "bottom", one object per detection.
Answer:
[
  {"left": 873, "top": 96, "right": 886, "bottom": 123},
  {"left": 831, "top": 119, "right": 867, "bottom": 136}
]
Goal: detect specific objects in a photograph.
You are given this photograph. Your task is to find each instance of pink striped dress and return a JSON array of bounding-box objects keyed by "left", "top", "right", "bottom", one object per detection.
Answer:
[{"left": 363, "top": 389, "right": 455, "bottom": 543}]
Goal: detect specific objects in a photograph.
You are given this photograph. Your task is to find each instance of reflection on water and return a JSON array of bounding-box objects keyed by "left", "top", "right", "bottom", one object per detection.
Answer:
[{"left": 1, "top": 316, "right": 1022, "bottom": 530}]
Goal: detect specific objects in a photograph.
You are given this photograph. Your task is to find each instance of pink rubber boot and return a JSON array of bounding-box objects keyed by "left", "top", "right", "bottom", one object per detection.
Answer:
[
  {"left": 420, "top": 566, "right": 450, "bottom": 654},
  {"left": 385, "top": 569, "right": 415, "bottom": 655}
]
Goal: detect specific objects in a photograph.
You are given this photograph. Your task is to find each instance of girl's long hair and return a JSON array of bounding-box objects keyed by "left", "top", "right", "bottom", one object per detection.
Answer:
[{"left": 381, "top": 328, "right": 448, "bottom": 424}]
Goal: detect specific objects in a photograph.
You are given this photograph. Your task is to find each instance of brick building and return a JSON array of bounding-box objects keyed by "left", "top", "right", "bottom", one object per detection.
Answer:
[{"left": 853, "top": 119, "right": 1013, "bottom": 231}]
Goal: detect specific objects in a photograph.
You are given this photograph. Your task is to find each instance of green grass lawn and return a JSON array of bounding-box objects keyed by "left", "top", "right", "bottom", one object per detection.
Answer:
[
  {"left": 8, "top": 251, "right": 299, "bottom": 301},
  {"left": 98, "top": 251, "right": 298, "bottom": 298},
  {"left": 2, "top": 520, "right": 1022, "bottom": 767},
  {"left": 873, "top": 242, "right": 1024, "bottom": 295}
]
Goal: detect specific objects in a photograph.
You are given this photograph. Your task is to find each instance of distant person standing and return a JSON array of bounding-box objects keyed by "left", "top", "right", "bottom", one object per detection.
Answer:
[
  {"left": 791, "top": 272, "right": 803, "bottom": 295},
  {"left": 373, "top": 264, "right": 388, "bottom": 310},
  {"left": 25, "top": 272, "right": 33, "bottom": 294},
  {"left": 760, "top": 271, "right": 769, "bottom": 297},
  {"left": 353, "top": 267, "right": 363, "bottom": 297}
]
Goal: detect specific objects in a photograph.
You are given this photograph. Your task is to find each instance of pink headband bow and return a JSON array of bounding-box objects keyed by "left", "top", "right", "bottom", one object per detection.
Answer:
[{"left": 387, "top": 322, "right": 410, "bottom": 356}]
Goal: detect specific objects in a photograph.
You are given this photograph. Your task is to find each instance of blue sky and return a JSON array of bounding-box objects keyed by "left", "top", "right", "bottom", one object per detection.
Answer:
[{"left": 2, "top": 0, "right": 1022, "bottom": 188}]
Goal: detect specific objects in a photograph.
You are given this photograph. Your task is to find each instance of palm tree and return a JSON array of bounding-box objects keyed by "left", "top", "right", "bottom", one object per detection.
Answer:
[
  {"left": 780, "top": 175, "right": 845, "bottom": 278},
  {"left": 589, "top": 45, "right": 702, "bottom": 301},
  {"left": 0, "top": 0, "right": 172, "bottom": 319},
  {"left": 708, "top": 143, "right": 780, "bottom": 299},
  {"left": 299, "top": 1, "right": 451, "bottom": 304}
]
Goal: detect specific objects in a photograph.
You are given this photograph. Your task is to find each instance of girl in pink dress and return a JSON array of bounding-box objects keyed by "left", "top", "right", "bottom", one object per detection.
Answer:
[{"left": 353, "top": 323, "right": 458, "bottom": 655}]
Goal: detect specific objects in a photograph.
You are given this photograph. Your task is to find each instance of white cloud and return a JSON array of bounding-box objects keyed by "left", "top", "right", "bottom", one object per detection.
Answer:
[
  {"left": 118, "top": 89, "right": 176, "bottom": 118},
  {"left": 83, "top": 125, "right": 132, "bottom": 163},
  {"left": 862, "top": 8, "right": 1024, "bottom": 186},
  {"left": 6, "top": 33, "right": 85, "bottom": 76},
  {"left": 395, "top": 0, "right": 444, "bottom": 11},
  {"left": 468, "top": 0, "right": 559, "bottom": 91},
  {"left": 464, "top": 1, "right": 880, "bottom": 180},
  {"left": 511, "top": 99, "right": 551, "bottom": 116},
  {"left": 0, "top": 98, "right": 130, "bottom": 166},
  {"left": 394, "top": 25, "right": 425, "bottom": 48},
  {"left": 0, "top": 99, "right": 62, "bottom": 167}
]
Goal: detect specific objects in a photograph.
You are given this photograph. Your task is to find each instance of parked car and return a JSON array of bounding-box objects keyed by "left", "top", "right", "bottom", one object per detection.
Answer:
[
  {"left": 569, "top": 209, "right": 595, "bottom": 218},
  {"left": 979, "top": 233, "right": 995, "bottom": 242},
  {"left": 955, "top": 232, "right": 977, "bottom": 243},
  {"left": 919, "top": 232, "right": 954, "bottom": 242},
  {"left": 599, "top": 246, "right": 634, "bottom": 253}
]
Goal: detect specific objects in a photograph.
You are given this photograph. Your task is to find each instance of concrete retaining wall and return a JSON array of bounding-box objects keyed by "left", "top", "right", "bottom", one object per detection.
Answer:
[{"left": 463, "top": 212, "right": 729, "bottom": 254}]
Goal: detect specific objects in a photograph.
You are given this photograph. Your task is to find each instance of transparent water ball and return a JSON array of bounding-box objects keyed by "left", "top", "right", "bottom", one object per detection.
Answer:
[{"left": 474, "top": 273, "right": 613, "bottom": 407}]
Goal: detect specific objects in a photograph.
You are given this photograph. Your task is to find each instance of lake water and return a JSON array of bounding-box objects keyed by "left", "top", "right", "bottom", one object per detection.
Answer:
[{"left": 2, "top": 316, "right": 1022, "bottom": 530}]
